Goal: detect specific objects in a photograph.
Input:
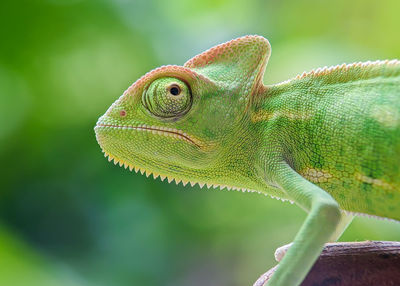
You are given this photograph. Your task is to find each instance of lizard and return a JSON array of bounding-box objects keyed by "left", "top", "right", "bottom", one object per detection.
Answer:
[{"left": 94, "top": 35, "right": 400, "bottom": 286}]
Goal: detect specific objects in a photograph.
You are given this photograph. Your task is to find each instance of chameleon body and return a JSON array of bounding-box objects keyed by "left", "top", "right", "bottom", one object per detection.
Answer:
[{"left": 95, "top": 36, "right": 400, "bottom": 286}]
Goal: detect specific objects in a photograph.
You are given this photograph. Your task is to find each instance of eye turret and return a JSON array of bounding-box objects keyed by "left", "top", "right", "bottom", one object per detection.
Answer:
[{"left": 143, "top": 77, "right": 192, "bottom": 119}]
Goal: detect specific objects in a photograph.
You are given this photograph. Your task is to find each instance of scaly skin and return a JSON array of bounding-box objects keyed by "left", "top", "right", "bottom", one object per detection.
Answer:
[
  {"left": 260, "top": 62, "right": 400, "bottom": 220},
  {"left": 95, "top": 36, "right": 400, "bottom": 286}
]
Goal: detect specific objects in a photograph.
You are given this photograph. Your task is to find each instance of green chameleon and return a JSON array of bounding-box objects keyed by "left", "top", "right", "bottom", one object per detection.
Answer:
[{"left": 95, "top": 35, "right": 400, "bottom": 286}]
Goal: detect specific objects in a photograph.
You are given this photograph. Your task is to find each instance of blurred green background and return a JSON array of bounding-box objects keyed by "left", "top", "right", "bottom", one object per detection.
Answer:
[{"left": 1, "top": 0, "right": 400, "bottom": 285}]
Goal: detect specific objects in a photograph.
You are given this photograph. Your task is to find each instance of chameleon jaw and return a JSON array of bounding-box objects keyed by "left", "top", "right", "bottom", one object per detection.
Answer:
[
  {"left": 95, "top": 123, "right": 202, "bottom": 148},
  {"left": 95, "top": 123, "right": 293, "bottom": 203}
]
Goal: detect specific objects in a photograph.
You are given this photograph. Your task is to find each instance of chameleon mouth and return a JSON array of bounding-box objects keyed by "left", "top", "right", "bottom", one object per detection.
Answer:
[{"left": 95, "top": 123, "right": 202, "bottom": 148}]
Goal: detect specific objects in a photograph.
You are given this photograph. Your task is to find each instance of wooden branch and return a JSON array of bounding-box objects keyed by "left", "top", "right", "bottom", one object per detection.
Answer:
[{"left": 254, "top": 241, "right": 400, "bottom": 286}]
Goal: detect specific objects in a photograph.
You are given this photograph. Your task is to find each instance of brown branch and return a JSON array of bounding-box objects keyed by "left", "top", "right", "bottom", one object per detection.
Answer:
[{"left": 254, "top": 241, "right": 400, "bottom": 286}]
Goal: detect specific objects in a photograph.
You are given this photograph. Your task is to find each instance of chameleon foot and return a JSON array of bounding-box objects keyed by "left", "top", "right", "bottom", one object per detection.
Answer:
[
  {"left": 253, "top": 243, "right": 292, "bottom": 286},
  {"left": 253, "top": 241, "right": 400, "bottom": 286}
]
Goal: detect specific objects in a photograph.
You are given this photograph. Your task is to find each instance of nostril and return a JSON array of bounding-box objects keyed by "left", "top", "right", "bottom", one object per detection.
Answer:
[{"left": 120, "top": 110, "right": 127, "bottom": 117}]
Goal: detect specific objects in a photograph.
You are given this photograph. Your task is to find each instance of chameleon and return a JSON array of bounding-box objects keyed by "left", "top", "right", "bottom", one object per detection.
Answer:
[{"left": 94, "top": 35, "right": 400, "bottom": 286}]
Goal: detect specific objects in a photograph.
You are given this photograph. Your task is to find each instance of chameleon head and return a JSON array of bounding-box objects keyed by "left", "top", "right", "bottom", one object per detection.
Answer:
[{"left": 95, "top": 35, "right": 271, "bottom": 185}]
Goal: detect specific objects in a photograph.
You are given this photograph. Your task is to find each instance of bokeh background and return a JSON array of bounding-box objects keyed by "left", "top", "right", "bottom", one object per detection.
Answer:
[{"left": 1, "top": 0, "right": 400, "bottom": 285}]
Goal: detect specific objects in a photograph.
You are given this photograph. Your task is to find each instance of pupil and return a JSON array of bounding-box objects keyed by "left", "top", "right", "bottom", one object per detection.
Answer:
[{"left": 170, "top": 86, "right": 180, "bottom": 95}]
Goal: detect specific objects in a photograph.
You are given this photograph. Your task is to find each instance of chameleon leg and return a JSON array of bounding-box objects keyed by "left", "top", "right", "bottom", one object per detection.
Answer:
[
  {"left": 329, "top": 212, "right": 354, "bottom": 242},
  {"left": 257, "top": 162, "right": 341, "bottom": 286},
  {"left": 272, "top": 212, "right": 354, "bottom": 266}
]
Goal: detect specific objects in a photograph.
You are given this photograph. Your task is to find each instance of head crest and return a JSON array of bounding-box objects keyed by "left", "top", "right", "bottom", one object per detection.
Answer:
[{"left": 184, "top": 35, "right": 271, "bottom": 89}]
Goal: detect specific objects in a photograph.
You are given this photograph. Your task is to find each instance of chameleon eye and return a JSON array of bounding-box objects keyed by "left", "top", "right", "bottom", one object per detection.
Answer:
[
  {"left": 143, "top": 77, "right": 192, "bottom": 119},
  {"left": 168, "top": 84, "right": 181, "bottom": 96}
]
